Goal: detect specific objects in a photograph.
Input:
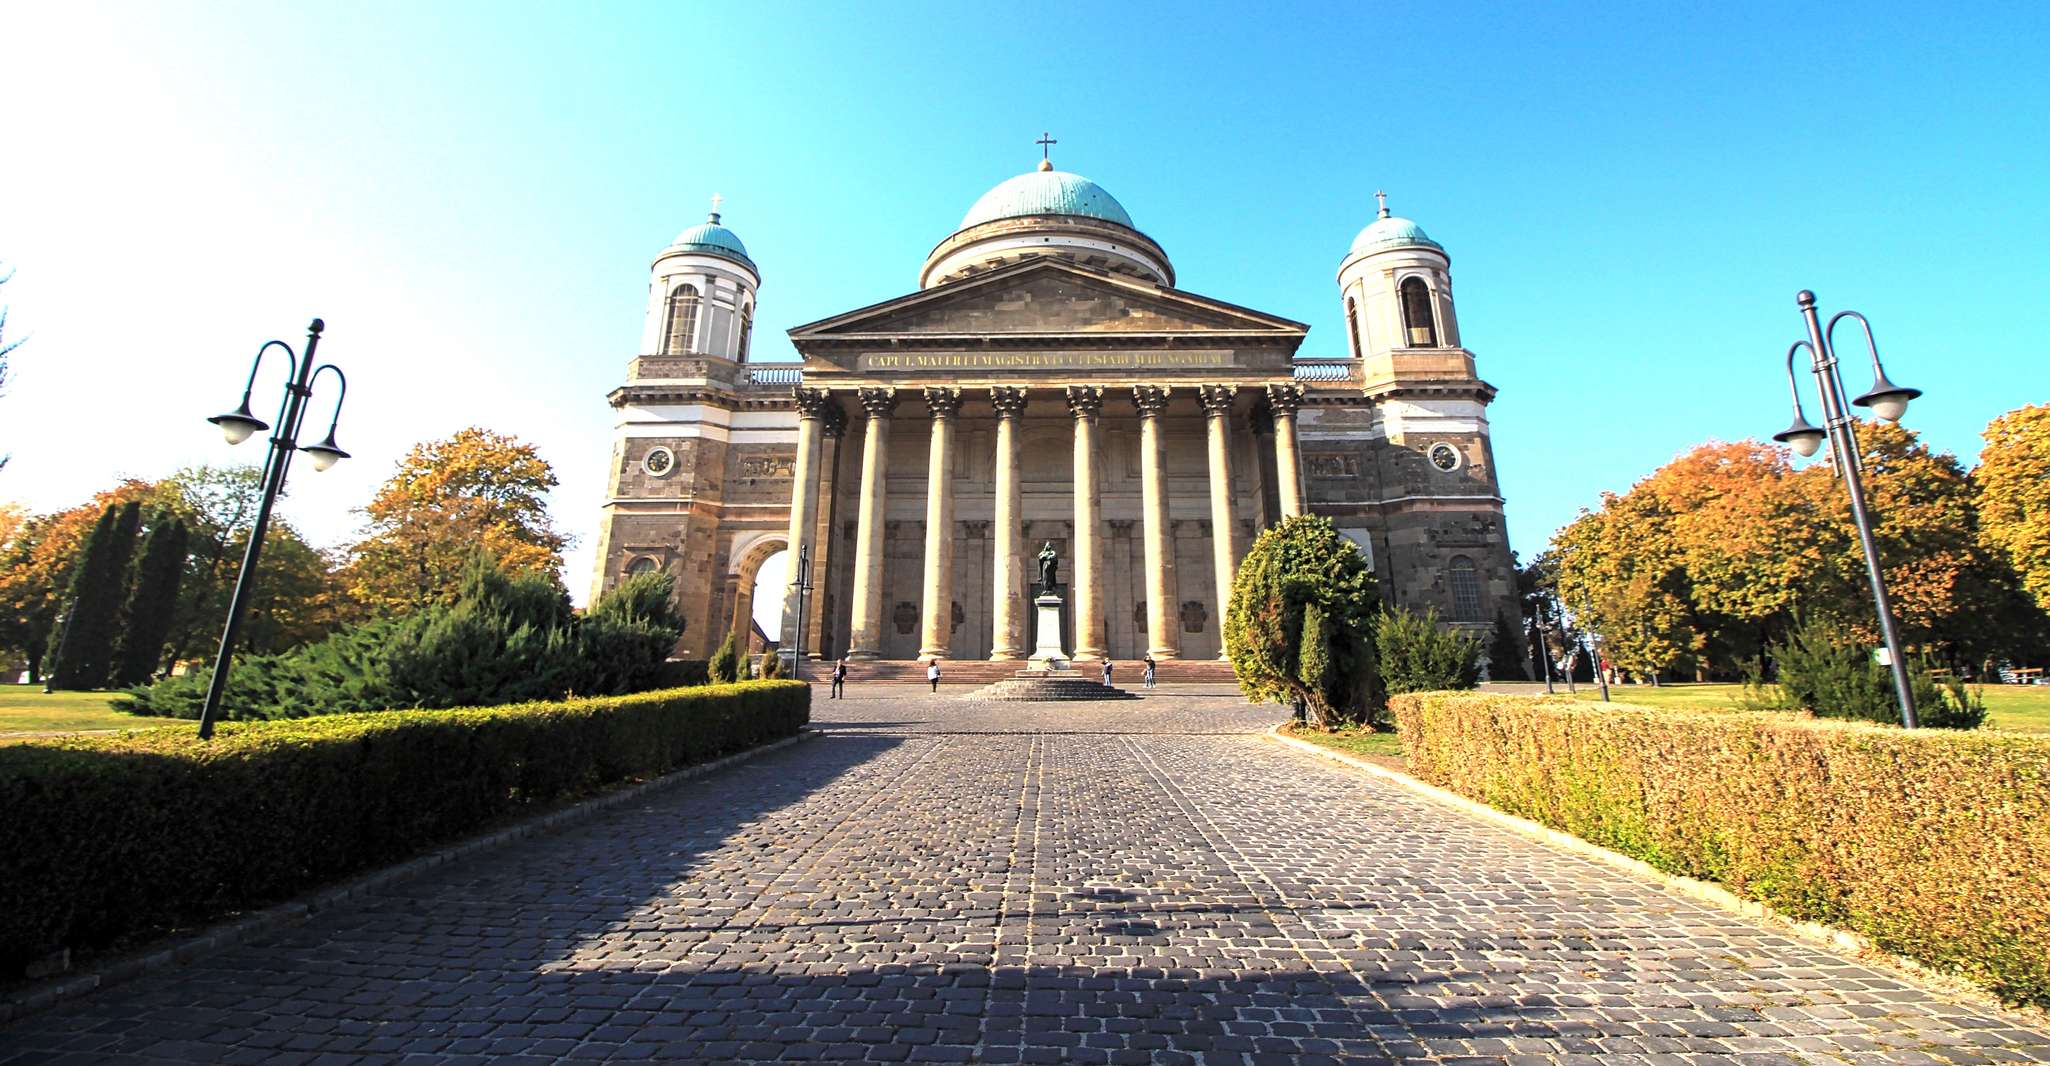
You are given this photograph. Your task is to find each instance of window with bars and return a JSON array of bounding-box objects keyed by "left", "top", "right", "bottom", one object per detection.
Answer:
[
  {"left": 1400, "top": 277, "right": 1438, "bottom": 347},
  {"left": 663, "top": 284, "right": 701, "bottom": 355},
  {"left": 1448, "top": 555, "right": 1483, "bottom": 622}
]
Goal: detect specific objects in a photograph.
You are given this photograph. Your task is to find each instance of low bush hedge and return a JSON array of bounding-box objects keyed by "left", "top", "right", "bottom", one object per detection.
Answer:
[
  {"left": 0, "top": 681, "right": 808, "bottom": 977},
  {"left": 1392, "top": 692, "right": 2050, "bottom": 1007}
]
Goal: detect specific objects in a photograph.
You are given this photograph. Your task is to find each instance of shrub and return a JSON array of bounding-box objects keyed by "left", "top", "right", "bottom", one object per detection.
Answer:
[
  {"left": 1772, "top": 615, "right": 1985, "bottom": 729},
  {"left": 1223, "top": 515, "right": 1384, "bottom": 728},
  {"left": 1376, "top": 606, "right": 1482, "bottom": 694},
  {"left": 708, "top": 631, "right": 741, "bottom": 684},
  {"left": 0, "top": 680, "right": 809, "bottom": 976},
  {"left": 1394, "top": 692, "right": 2050, "bottom": 1008},
  {"left": 759, "top": 650, "right": 784, "bottom": 679},
  {"left": 123, "top": 558, "right": 683, "bottom": 720}
]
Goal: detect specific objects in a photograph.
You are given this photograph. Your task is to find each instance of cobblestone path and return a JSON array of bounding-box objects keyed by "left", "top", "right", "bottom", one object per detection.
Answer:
[{"left": 5, "top": 687, "right": 2047, "bottom": 1064}]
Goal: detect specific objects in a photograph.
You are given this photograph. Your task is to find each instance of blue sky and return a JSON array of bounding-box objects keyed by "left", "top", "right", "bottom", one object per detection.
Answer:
[{"left": 3, "top": 1, "right": 2046, "bottom": 600}]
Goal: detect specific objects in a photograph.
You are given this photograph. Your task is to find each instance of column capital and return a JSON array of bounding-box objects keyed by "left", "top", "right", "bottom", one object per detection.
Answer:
[
  {"left": 1065, "top": 385, "right": 1104, "bottom": 418},
  {"left": 923, "top": 386, "right": 964, "bottom": 418},
  {"left": 1265, "top": 383, "right": 1305, "bottom": 414},
  {"left": 792, "top": 386, "right": 833, "bottom": 420},
  {"left": 1197, "top": 384, "right": 1238, "bottom": 414},
  {"left": 990, "top": 386, "right": 1029, "bottom": 419},
  {"left": 1132, "top": 384, "right": 1173, "bottom": 417},
  {"left": 857, "top": 386, "right": 899, "bottom": 418}
]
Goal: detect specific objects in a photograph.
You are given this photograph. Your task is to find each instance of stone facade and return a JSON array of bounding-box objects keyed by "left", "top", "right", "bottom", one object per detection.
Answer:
[{"left": 591, "top": 180, "right": 1518, "bottom": 661}]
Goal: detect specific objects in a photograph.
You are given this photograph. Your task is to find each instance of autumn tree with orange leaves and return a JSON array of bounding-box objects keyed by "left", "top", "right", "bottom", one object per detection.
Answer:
[
  {"left": 1975, "top": 404, "right": 2050, "bottom": 618},
  {"left": 1551, "top": 420, "right": 2044, "bottom": 681},
  {"left": 342, "top": 427, "right": 567, "bottom": 616}
]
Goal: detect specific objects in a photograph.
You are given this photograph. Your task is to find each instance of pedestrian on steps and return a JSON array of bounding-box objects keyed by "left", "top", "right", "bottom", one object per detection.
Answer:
[
  {"left": 1100, "top": 660, "right": 1113, "bottom": 687},
  {"left": 1142, "top": 656, "right": 1157, "bottom": 689},
  {"left": 831, "top": 658, "right": 847, "bottom": 699},
  {"left": 927, "top": 658, "right": 941, "bottom": 693}
]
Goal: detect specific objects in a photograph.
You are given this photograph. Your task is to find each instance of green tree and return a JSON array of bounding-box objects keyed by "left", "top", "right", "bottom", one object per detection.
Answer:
[
  {"left": 1223, "top": 515, "right": 1384, "bottom": 729},
  {"left": 114, "top": 515, "right": 190, "bottom": 685},
  {"left": 0, "top": 482, "right": 157, "bottom": 682},
  {"left": 46, "top": 501, "right": 142, "bottom": 689},
  {"left": 152, "top": 464, "right": 342, "bottom": 662},
  {"left": 1486, "top": 613, "right": 1528, "bottom": 681},
  {"left": 1377, "top": 606, "right": 1483, "bottom": 694}
]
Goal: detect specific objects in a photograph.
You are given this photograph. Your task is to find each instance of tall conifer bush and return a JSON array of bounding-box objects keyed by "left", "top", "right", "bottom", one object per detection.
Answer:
[
  {"left": 46, "top": 501, "right": 142, "bottom": 689},
  {"left": 1223, "top": 514, "right": 1385, "bottom": 728},
  {"left": 116, "top": 516, "right": 190, "bottom": 685}
]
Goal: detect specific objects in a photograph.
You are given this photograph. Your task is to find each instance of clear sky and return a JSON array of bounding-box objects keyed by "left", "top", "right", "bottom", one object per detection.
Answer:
[{"left": 4, "top": 1, "right": 2046, "bottom": 604}]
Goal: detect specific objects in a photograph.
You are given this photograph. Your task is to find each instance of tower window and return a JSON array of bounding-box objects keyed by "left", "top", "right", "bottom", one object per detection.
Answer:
[
  {"left": 663, "top": 284, "right": 701, "bottom": 355},
  {"left": 737, "top": 304, "right": 753, "bottom": 362},
  {"left": 1345, "top": 296, "right": 1362, "bottom": 358},
  {"left": 1400, "top": 277, "right": 1438, "bottom": 347},
  {"left": 1448, "top": 555, "right": 1483, "bottom": 623}
]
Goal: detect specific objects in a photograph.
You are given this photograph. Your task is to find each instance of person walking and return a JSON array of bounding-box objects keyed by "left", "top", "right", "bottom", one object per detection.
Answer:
[
  {"left": 1100, "top": 659, "right": 1113, "bottom": 687},
  {"left": 831, "top": 657, "right": 847, "bottom": 699},
  {"left": 1142, "top": 656, "right": 1157, "bottom": 690},
  {"left": 926, "top": 658, "right": 941, "bottom": 693}
]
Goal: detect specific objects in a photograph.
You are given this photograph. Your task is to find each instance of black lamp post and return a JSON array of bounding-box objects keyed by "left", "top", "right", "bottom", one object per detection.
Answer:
[
  {"left": 1770, "top": 291, "right": 1921, "bottom": 729},
  {"left": 784, "top": 543, "right": 812, "bottom": 682},
  {"left": 196, "top": 319, "right": 349, "bottom": 739}
]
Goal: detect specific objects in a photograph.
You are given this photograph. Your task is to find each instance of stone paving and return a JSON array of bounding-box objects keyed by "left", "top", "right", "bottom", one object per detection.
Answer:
[{"left": 4, "top": 686, "right": 2048, "bottom": 1064}]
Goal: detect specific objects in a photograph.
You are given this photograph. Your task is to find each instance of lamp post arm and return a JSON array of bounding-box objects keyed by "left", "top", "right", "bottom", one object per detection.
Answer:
[
  {"left": 308, "top": 363, "right": 348, "bottom": 436},
  {"left": 1784, "top": 341, "right": 1816, "bottom": 422},
  {"left": 1827, "top": 310, "right": 1886, "bottom": 379}
]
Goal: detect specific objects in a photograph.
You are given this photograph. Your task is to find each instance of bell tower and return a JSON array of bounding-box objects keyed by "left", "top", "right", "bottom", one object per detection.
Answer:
[{"left": 640, "top": 195, "right": 762, "bottom": 362}]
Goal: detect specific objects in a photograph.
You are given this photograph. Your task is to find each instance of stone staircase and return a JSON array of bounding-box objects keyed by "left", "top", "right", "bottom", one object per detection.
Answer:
[{"left": 824, "top": 659, "right": 1238, "bottom": 685}]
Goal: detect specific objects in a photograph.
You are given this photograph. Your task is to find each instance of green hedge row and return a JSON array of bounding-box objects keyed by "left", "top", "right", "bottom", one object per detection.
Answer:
[
  {"left": 1392, "top": 692, "right": 2050, "bottom": 1008},
  {"left": 0, "top": 681, "right": 809, "bottom": 976}
]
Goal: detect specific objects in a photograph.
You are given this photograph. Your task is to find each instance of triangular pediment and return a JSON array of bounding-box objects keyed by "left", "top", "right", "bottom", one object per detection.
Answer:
[{"left": 788, "top": 258, "right": 1306, "bottom": 341}]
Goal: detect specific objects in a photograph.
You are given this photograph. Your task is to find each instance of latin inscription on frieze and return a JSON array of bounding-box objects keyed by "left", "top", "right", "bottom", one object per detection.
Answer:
[{"left": 858, "top": 350, "right": 1238, "bottom": 372}]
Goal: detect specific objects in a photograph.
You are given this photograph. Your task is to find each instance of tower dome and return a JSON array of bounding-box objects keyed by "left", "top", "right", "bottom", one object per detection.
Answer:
[
  {"left": 920, "top": 152, "right": 1173, "bottom": 289},
  {"left": 1344, "top": 193, "right": 1445, "bottom": 261},
  {"left": 640, "top": 195, "right": 761, "bottom": 360},
  {"left": 665, "top": 207, "right": 757, "bottom": 276}
]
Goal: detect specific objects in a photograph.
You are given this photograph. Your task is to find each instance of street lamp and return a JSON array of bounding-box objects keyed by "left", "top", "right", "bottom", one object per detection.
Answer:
[
  {"left": 196, "top": 319, "right": 349, "bottom": 739},
  {"left": 1770, "top": 290, "right": 1919, "bottom": 728}
]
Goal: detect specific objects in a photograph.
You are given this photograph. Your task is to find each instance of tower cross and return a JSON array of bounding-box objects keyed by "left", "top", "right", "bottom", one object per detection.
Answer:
[
  {"left": 1036, "top": 131, "right": 1057, "bottom": 162},
  {"left": 709, "top": 192, "right": 724, "bottom": 220},
  {"left": 1374, "top": 189, "right": 1388, "bottom": 217}
]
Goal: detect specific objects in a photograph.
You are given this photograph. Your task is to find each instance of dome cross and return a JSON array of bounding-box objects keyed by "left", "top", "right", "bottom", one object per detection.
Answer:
[
  {"left": 1036, "top": 131, "right": 1057, "bottom": 166},
  {"left": 1374, "top": 189, "right": 1389, "bottom": 218},
  {"left": 708, "top": 192, "right": 724, "bottom": 222}
]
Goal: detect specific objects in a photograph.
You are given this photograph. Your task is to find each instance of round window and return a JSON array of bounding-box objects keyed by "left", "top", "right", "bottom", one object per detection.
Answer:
[
  {"left": 642, "top": 446, "right": 676, "bottom": 478},
  {"left": 1427, "top": 442, "right": 1463, "bottom": 472},
  {"left": 625, "top": 556, "right": 659, "bottom": 576}
]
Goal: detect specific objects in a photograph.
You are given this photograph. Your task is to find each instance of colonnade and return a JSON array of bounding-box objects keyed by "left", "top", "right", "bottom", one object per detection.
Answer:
[{"left": 786, "top": 383, "right": 1307, "bottom": 662}]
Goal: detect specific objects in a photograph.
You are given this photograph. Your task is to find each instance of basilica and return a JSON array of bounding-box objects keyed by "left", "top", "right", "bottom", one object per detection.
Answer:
[{"left": 589, "top": 154, "right": 1517, "bottom": 665}]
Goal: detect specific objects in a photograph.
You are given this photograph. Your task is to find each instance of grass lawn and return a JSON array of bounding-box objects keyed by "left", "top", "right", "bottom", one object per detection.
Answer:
[
  {"left": 1543, "top": 681, "right": 2050, "bottom": 734},
  {"left": 0, "top": 686, "right": 183, "bottom": 739},
  {"left": 1281, "top": 722, "right": 1405, "bottom": 764}
]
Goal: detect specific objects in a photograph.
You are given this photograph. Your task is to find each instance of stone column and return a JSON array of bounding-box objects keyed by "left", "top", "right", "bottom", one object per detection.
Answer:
[
  {"left": 1133, "top": 385, "right": 1180, "bottom": 661},
  {"left": 1199, "top": 385, "right": 1240, "bottom": 660},
  {"left": 989, "top": 387, "right": 1029, "bottom": 660},
  {"left": 782, "top": 387, "right": 831, "bottom": 656},
  {"left": 1066, "top": 386, "right": 1108, "bottom": 661},
  {"left": 846, "top": 388, "right": 896, "bottom": 659},
  {"left": 1267, "top": 383, "right": 1306, "bottom": 518},
  {"left": 917, "top": 387, "right": 963, "bottom": 660}
]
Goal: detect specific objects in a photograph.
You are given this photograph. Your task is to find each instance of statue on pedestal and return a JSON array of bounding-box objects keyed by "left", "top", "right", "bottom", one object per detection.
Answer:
[{"left": 1037, "top": 541, "right": 1059, "bottom": 598}]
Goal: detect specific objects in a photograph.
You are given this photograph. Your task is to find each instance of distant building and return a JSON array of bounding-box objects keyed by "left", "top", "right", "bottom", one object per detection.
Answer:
[{"left": 591, "top": 158, "right": 1516, "bottom": 661}]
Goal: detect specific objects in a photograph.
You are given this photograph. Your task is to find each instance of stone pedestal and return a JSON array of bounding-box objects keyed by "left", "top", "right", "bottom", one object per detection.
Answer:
[{"left": 1030, "top": 595, "right": 1069, "bottom": 669}]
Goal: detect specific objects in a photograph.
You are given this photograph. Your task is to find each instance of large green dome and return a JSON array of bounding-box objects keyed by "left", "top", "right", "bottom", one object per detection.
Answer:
[
  {"left": 1348, "top": 213, "right": 1442, "bottom": 257},
  {"left": 959, "top": 167, "right": 1136, "bottom": 230}
]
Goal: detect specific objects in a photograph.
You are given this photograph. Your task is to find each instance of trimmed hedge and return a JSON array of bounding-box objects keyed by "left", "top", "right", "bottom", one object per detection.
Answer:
[
  {"left": 1392, "top": 693, "right": 2050, "bottom": 1007},
  {"left": 0, "top": 681, "right": 808, "bottom": 976}
]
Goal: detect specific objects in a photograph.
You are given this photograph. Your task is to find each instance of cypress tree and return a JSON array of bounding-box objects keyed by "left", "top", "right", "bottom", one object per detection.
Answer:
[
  {"left": 46, "top": 501, "right": 142, "bottom": 689},
  {"left": 115, "top": 516, "right": 190, "bottom": 686}
]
